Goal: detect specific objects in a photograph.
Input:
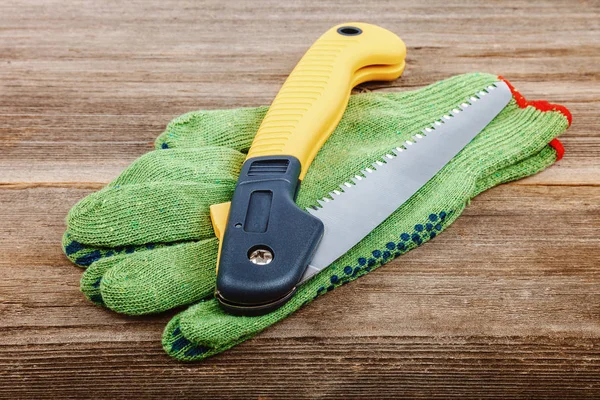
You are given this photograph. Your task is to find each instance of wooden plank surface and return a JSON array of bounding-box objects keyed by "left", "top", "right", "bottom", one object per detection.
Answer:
[{"left": 1, "top": 0, "right": 599, "bottom": 398}]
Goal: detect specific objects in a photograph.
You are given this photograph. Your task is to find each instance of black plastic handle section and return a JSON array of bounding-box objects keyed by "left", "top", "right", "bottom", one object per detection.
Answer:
[{"left": 215, "top": 155, "right": 324, "bottom": 315}]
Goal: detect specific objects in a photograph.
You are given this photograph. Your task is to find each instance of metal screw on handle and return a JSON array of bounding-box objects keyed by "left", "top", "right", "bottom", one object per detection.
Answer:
[{"left": 248, "top": 248, "right": 273, "bottom": 265}]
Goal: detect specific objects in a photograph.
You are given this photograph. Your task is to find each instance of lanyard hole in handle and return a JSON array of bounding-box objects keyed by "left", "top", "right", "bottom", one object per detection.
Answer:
[{"left": 337, "top": 26, "right": 362, "bottom": 36}]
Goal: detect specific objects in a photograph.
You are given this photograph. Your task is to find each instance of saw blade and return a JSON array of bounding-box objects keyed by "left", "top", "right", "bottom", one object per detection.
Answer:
[{"left": 300, "top": 80, "right": 513, "bottom": 283}]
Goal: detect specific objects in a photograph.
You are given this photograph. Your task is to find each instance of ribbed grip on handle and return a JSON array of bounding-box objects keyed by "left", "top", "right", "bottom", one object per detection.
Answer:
[{"left": 246, "top": 23, "right": 406, "bottom": 179}]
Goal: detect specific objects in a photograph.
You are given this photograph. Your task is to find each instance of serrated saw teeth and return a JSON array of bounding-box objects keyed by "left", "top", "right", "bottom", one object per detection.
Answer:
[
  {"left": 310, "top": 82, "right": 511, "bottom": 215},
  {"left": 301, "top": 81, "right": 513, "bottom": 286}
]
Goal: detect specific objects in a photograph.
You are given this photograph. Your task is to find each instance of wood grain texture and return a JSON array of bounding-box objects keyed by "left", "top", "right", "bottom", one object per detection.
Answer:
[{"left": 0, "top": 0, "right": 599, "bottom": 398}]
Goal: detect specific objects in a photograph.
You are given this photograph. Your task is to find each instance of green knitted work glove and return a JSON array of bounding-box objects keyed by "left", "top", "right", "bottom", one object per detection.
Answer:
[{"left": 62, "top": 73, "right": 571, "bottom": 361}]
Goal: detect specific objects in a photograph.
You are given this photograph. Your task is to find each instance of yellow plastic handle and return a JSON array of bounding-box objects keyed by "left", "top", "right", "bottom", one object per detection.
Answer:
[
  {"left": 210, "top": 24, "right": 406, "bottom": 245},
  {"left": 210, "top": 63, "right": 405, "bottom": 244},
  {"left": 246, "top": 22, "right": 406, "bottom": 179}
]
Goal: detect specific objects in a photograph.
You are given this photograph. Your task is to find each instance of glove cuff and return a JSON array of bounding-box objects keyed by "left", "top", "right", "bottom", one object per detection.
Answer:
[{"left": 499, "top": 75, "right": 571, "bottom": 161}]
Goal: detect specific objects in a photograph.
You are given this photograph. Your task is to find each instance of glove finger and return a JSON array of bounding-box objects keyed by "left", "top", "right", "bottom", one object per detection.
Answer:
[
  {"left": 81, "top": 238, "right": 218, "bottom": 315},
  {"left": 63, "top": 230, "right": 172, "bottom": 267},
  {"left": 65, "top": 147, "right": 243, "bottom": 260},
  {"left": 80, "top": 251, "right": 132, "bottom": 303},
  {"left": 67, "top": 146, "right": 244, "bottom": 247},
  {"left": 155, "top": 106, "right": 267, "bottom": 152},
  {"left": 67, "top": 180, "right": 233, "bottom": 247},
  {"left": 109, "top": 147, "right": 245, "bottom": 186},
  {"left": 162, "top": 142, "right": 565, "bottom": 361}
]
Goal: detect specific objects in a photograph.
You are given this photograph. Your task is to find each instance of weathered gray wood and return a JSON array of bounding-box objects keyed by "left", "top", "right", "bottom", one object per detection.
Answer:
[{"left": 0, "top": 0, "right": 599, "bottom": 398}]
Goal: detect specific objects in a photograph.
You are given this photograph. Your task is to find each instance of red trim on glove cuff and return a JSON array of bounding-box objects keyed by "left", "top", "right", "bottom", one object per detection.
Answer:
[
  {"left": 548, "top": 138, "right": 565, "bottom": 161},
  {"left": 498, "top": 76, "right": 570, "bottom": 161}
]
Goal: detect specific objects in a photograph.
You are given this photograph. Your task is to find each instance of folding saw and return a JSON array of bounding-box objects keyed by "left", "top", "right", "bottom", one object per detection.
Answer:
[{"left": 209, "top": 23, "right": 512, "bottom": 315}]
